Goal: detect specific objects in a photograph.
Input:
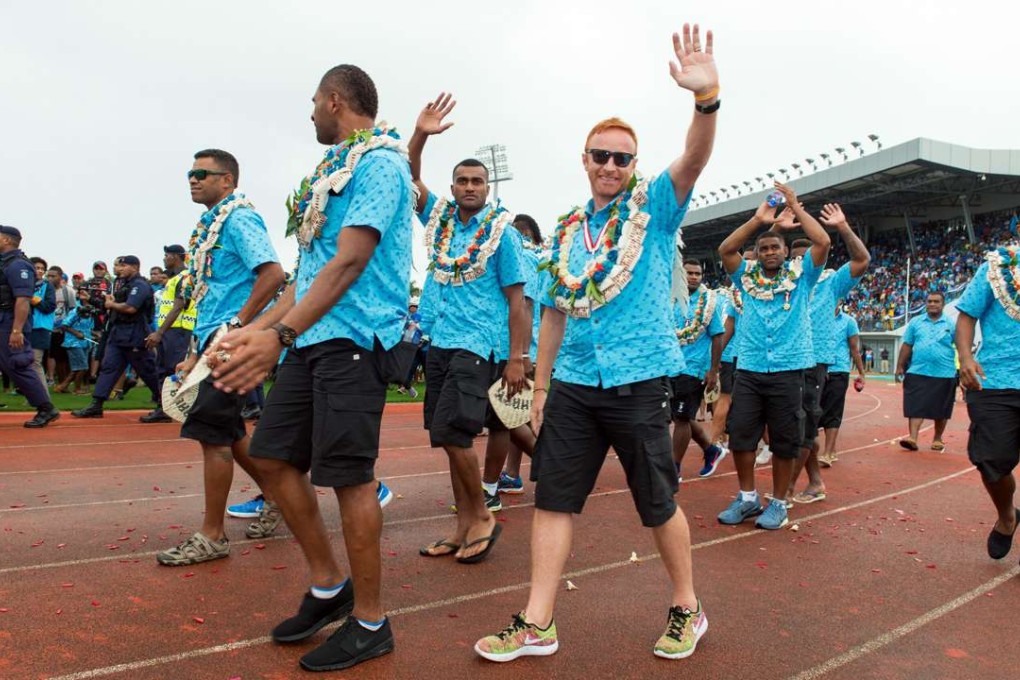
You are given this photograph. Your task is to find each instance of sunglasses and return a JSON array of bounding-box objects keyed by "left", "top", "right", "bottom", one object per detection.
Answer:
[
  {"left": 187, "top": 169, "right": 228, "bottom": 181},
  {"left": 586, "top": 148, "right": 635, "bottom": 167}
]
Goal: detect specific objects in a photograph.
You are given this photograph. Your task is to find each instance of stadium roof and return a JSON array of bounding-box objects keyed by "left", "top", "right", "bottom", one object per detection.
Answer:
[{"left": 682, "top": 137, "right": 1020, "bottom": 252}]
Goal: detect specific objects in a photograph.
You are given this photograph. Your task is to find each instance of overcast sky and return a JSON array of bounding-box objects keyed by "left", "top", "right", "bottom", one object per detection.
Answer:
[{"left": 1, "top": 1, "right": 1014, "bottom": 284}]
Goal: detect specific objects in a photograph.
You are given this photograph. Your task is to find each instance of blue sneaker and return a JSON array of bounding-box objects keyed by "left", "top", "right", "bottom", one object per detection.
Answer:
[
  {"left": 377, "top": 481, "right": 393, "bottom": 509},
  {"left": 497, "top": 472, "right": 524, "bottom": 495},
  {"left": 755, "top": 499, "right": 790, "bottom": 530},
  {"left": 717, "top": 496, "right": 764, "bottom": 525},
  {"left": 698, "top": 444, "right": 728, "bottom": 478},
  {"left": 227, "top": 494, "right": 265, "bottom": 519}
]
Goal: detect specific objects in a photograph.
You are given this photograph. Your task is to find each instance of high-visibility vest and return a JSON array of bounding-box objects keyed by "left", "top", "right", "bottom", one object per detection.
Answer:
[{"left": 158, "top": 272, "right": 197, "bottom": 331}]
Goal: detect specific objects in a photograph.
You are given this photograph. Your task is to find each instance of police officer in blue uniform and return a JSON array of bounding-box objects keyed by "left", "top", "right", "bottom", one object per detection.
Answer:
[
  {"left": 72, "top": 255, "right": 161, "bottom": 418},
  {"left": 0, "top": 225, "right": 61, "bottom": 427}
]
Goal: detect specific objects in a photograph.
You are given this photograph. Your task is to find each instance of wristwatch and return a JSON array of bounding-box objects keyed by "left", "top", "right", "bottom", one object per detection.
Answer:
[
  {"left": 271, "top": 322, "right": 297, "bottom": 347},
  {"left": 228, "top": 316, "right": 243, "bottom": 329}
]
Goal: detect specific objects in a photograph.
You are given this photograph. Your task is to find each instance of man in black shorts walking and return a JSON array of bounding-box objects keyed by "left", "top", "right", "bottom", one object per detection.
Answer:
[
  {"left": 155, "top": 149, "right": 285, "bottom": 566},
  {"left": 956, "top": 244, "right": 1020, "bottom": 562},
  {"left": 211, "top": 64, "right": 413, "bottom": 672},
  {"left": 716, "top": 184, "right": 830, "bottom": 530},
  {"left": 409, "top": 93, "right": 530, "bottom": 562}
]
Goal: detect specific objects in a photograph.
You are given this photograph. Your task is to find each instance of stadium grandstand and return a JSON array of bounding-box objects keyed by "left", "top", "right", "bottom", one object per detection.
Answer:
[{"left": 682, "top": 137, "right": 1020, "bottom": 342}]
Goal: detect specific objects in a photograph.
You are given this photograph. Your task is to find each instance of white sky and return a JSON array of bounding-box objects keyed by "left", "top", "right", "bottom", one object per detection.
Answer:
[{"left": 1, "top": 0, "right": 1014, "bottom": 284}]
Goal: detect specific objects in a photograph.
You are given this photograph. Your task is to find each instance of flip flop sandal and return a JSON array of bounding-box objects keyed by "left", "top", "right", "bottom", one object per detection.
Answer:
[
  {"left": 931, "top": 441, "right": 946, "bottom": 452},
  {"left": 419, "top": 540, "right": 460, "bottom": 557},
  {"left": 457, "top": 523, "right": 503, "bottom": 565},
  {"left": 898, "top": 438, "right": 919, "bottom": 451},
  {"left": 987, "top": 508, "right": 1020, "bottom": 560},
  {"left": 792, "top": 490, "right": 827, "bottom": 504}
]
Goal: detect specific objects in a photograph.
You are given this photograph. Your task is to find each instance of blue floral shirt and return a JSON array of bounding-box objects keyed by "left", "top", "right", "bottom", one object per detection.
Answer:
[
  {"left": 809, "top": 263, "right": 860, "bottom": 365},
  {"left": 720, "top": 293, "right": 741, "bottom": 364},
  {"left": 60, "top": 307, "right": 95, "bottom": 349},
  {"left": 417, "top": 193, "right": 527, "bottom": 361},
  {"left": 955, "top": 261, "right": 1020, "bottom": 390},
  {"left": 194, "top": 201, "right": 280, "bottom": 349},
  {"left": 675, "top": 288, "right": 725, "bottom": 380},
  {"left": 830, "top": 312, "right": 860, "bottom": 374},
  {"left": 522, "top": 247, "right": 544, "bottom": 361},
  {"left": 731, "top": 254, "right": 824, "bottom": 373},
  {"left": 295, "top": 148, "right": 413, "bottom": 351},
  {"left": 539, "top": 171, "right": 691, "bottom": 388},
  {"left": 902, "top": 313, "right": 956, "bottom": 379}
]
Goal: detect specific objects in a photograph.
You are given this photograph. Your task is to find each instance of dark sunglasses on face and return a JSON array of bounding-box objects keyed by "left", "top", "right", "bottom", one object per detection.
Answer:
[
  {"left": 187, "top": 169, "right": 228, "bottom": 181},
  {"left": 586, "top": 148, "right": 635, "bottom": 168}
]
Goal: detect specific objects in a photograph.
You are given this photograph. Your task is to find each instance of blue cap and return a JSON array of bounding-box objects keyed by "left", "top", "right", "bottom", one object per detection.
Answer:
[
  {"left": 117, "top": 255, "right": 141, "bottom": 266},
  {"left": 163, "top": 244, "right": 186, "bottom": 255},
  {"left": 0, "top": 225, "right": 22, "bottom": 239}
]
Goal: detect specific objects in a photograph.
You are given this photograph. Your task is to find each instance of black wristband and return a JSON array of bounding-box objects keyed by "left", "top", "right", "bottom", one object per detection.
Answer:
[{"left": 695, "top": 99, "right": 721, "bottom": 114}]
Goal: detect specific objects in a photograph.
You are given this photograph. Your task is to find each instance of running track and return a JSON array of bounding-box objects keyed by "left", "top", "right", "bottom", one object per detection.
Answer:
[{"left": 1, "top": 381, "right": 1017, "bottom": 679}]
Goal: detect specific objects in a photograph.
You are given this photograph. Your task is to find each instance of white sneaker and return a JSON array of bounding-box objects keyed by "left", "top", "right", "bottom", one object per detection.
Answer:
[{"left": 755, "top": 445, "right": 773, "bottom": 466}]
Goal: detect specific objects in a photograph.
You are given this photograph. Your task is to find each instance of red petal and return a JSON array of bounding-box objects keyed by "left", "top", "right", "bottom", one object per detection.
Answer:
[
  {"left": 192, "top": 616, "right": 205, "bottom": 624},
  {"left": 271, "top": 565, "right": 287, "bottom": 570}
]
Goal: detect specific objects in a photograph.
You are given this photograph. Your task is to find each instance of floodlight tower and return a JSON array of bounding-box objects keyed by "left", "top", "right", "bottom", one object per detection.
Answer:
[{"left": 475, "top": 144, "right": 513, "bottom": 202}]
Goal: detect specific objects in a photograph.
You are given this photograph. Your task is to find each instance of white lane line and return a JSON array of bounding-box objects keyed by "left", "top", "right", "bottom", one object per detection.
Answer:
[
  {"left": 0, "top": 494, "right": 204, "bottom": 514},
  {"left": 42, "top": 465, "right": 974, "bottom": 680},
  {"left": 0, "top": 444, "right": 432, "bottom": 476},
  {"left": 0, "top": 460, "right": 530, "bottom": 514},
  {"left": 787, "top": 563, "right": 1020, "bottom": 680},
  {"left": 3, "top": 392, "right": 882, "bottom": 476}
]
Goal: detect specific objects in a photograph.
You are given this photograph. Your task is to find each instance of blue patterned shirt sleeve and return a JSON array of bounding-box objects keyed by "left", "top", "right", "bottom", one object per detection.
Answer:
[
  {"left": 956, "top": 262, "right": 992, "bottom": 320},
  {"left": 647, "top": 172, "right": 692, "bottom": 235},
  {"left": 494, "top": 226, "right": 527, "bottom": 289},
  {"left": 417, "top": 191, "right": 437, "bottom": 225},
  {"left": 902, "top": 318, "right": 916, "bottom": 346},
  {"left": 418, "top": 275, "right": 437, "bottom": 337},
  {"left": 832, "top": 262, "right": 858, "bottom": 300},
  {"left": 957, "top": 261, "right": 1020, "bottom": 389},
  {"left": 341, "top": 154, "right": 407, "bottom": 238},
  {"left": 708, "top": 297, "right": 725, "bottom": 336},
  {"left": 228, "top": 210, "right": 279, "bottom": 273}
]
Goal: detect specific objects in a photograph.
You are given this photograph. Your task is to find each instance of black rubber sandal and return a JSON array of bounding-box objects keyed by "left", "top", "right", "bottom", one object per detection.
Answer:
[
  {"left": 457, "top": 523, "right": 503, "bottom": 564},
  {"left": 419, "top": 540, "right": 460, "bottom": 557}
]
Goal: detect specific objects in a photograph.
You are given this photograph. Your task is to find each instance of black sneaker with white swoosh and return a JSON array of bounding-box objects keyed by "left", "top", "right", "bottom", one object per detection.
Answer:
[{"left": 299, "top": 617, "right": 395, "bottom": 672}]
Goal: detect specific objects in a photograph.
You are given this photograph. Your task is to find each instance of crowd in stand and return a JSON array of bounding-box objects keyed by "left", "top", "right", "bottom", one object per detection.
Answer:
[{"left": 702, "top": 208, "right": 1017, "bottom": 331}]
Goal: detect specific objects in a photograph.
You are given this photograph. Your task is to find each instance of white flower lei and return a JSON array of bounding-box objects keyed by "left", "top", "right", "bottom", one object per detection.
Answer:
[
  {"left": 295, "top": 127, "right": 408, "bottom": 250},
  {"left": 741, "top": 256, "right": 803, "bottom": 302},
  {"left": 676, "top": 285, "right": 718, "bottom": 346},
  {"left": 423, "top": 198, "right": 513, "bottom": 285},
  {"left": 818, "top": 268, "right": 835, "bottom": 283},
  {"left": 986, "top": 246, "right": 1020, "bottom": 322},
  {"left": 186, "top": 193, "right": 255, "bottom": 305},
  {"left": 552, "top": 178, "right": 651, "bottom": 319}
]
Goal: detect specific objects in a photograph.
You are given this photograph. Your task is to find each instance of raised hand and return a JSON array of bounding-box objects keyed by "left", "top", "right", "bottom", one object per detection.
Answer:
[
  {"left": 819, "top": 203, "right": 848, "bottom": 228},
  {"left": 415, "top": 92, "right": 457, "bottom": 136},
  {"left": 773, "top": 181, "right": 799, "bottom": 208},
  {"left": 773, "top": 205, "right": 802, "bottom": 231},
  {"left": 668, "top": 23, "right": 718, "bottom": 96},
  {"left": 754, "top": 201, "right": 779, "bottom": 225}
]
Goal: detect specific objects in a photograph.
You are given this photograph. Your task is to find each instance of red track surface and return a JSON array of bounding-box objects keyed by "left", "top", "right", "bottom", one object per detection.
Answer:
[{"left": 1, "top": 382, "right": 1018, "bottom": 679}]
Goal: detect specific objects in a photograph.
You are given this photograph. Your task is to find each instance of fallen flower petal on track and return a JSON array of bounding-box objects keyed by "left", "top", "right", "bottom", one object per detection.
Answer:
[
  {"left": 629, "top": 551, "right": 640, "bottom": 563},
  {"left": 271, "top": 565, "right": 287, "bottom": 570},
  {"left": 566, "top": 580, "right": 579, "bottom": 591},
  {"left": 91, "top": 600, "right": 101, "bottom": 607},
  {"left": 192, "top": 616, "right": 205, "bottom": 624},
  {"left": 61, "top": 583, "right": 74, "bottom": 588}
]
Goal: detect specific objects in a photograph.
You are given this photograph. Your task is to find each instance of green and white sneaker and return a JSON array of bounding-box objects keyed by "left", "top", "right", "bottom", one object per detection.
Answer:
[
  {"left": 653, "top": 601, "right": 707, "bottom": 659},
  {"left": 475, "top": 612, "right": 558, "bottom": 662}
]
